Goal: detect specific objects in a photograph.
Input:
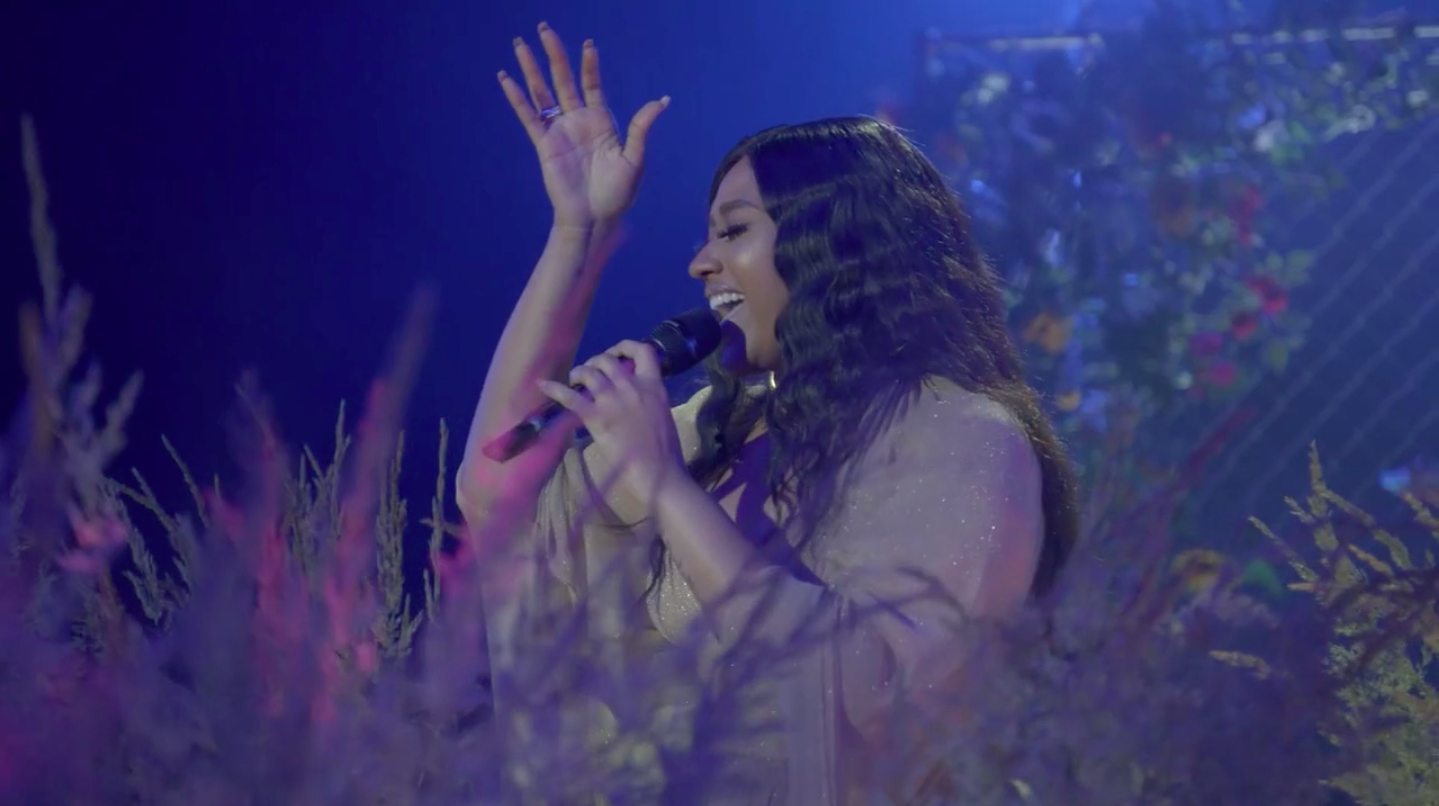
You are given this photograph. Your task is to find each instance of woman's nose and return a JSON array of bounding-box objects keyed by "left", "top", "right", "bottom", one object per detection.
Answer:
[{"left": 688, "top": 249, "right": 720, "bottom": 280}]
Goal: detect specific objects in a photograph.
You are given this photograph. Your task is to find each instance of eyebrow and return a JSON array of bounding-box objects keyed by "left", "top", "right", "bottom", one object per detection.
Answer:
[{"left": 709, "top": 198, "right": 761, "bottom": 223}]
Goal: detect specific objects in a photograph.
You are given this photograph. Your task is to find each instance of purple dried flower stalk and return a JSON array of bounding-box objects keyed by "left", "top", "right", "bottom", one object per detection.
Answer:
[{"left": 3, "top": 119, "right": 1437, "bottom": 805}]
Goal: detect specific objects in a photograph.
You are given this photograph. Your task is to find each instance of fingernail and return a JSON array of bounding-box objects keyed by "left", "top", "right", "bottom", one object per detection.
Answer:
[
  {"left": 497, "top": 70, "right": 508, "bottom": 80},
  {"left": 512, "top": 37, "right": 523, "bottom": 48},
  {"left": 583, "top": 39, "right": 594, "bottom": 49},
  {"left": 538, "top": 21, "right": 550, "bottom": 31},
  {"left": 660, "top": 95, "right": 672, "bottom": 107}
]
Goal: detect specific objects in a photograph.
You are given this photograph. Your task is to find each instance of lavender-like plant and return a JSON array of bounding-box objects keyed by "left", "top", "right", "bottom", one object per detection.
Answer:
[{"left": 2, "top": 116, "right": 1434, "bottom": 805}]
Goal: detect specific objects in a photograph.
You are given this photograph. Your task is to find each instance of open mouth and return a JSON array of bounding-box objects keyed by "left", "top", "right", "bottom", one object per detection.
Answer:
[{"left": 708, "top": 292, "right": 745, "bottom": 320}]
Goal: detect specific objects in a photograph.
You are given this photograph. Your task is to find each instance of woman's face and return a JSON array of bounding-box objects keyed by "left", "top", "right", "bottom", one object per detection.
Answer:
[{"left": 689, "top": 157, "right": 789, "bottom": 376}]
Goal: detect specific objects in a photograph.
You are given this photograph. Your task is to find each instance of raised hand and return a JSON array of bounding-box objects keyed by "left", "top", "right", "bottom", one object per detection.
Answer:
[{"left": 499, "top": 23, "right": 670, "bottom": 229}]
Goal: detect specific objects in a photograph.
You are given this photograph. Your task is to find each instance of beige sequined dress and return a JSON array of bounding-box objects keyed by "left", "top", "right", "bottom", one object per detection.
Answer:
[{"left": 479, "top": 378, "right": 1044, "bottom": 805}]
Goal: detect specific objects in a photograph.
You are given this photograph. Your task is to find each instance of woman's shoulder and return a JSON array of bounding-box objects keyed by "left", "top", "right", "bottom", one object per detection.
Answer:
[
  {"left": 669, "top": 378, "right": 1028, "bottom": 461},
  {"left": 841, "top": 377, "right": 1039, "bottom": 492},
  {"left": 896, "top": 377, "right": 1026, "bottom": 443}
]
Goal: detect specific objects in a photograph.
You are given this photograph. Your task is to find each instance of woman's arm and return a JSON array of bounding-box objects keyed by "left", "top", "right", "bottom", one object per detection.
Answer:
[
  {"left": 455, "top": 218, "right": 620, "bottom": 525},
  {"left": 455, "top": 23, "right": 666, "bottom": 527},
  {"left": 650, "top": 473, "right": 768, "bottom": 641},
  {"left": 653, "top": 385, "right": 1043, "bottom": 726}
]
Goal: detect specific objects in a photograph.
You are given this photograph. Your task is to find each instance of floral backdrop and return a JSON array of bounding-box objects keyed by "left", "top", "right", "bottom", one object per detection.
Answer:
[{"left": 884, "top": 4, "right": 1438, "bottom": 507}]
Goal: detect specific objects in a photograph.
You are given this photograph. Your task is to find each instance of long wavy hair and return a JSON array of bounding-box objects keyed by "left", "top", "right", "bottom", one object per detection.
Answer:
[{"left": 661, "top": 117, "right": 1079, "bottom": 598}]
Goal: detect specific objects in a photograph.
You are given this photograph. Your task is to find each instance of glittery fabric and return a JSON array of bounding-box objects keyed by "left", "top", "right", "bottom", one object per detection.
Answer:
[{"left": 492, "top": 378, "right": 1045, "bottom": 805}]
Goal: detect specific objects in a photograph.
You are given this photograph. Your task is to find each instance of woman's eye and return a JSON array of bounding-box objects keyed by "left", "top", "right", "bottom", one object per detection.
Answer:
[
  {"left": 716, "top": 224, "right": 748, "bottom": 241},
  {"left": 694, "top": 224, "right": 750, "bottom": 253}
]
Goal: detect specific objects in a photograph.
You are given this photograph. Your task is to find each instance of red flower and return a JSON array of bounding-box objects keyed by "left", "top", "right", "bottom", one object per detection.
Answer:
[
  {"left": 1244, "top": 275, "right": 1288, "bottom": 314},
  {"left": 1230, "top": 310, "right": 1259, "bottom": 340},
  {"left": 1204, "top": 360, "right": 1239, "bottom": 388},
  {"left": 1230, "top": 184, "right": 1265, "bottom": 247},
  {"left": 1189, "top": 330, "right": 1225, "bottom": 356}
]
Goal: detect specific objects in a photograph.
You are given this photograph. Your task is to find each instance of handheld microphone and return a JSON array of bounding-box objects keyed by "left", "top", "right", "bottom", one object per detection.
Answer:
[{"left": 480, "top": 307, "right": 723, "bottom": 463}]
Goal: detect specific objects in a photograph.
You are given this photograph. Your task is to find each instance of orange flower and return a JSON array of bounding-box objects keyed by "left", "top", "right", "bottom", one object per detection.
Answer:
[
  {"left": 1022, "top": 312, "right": 1074, "bottom": 355},
  {"left": 1150, "top": 174, "right": 1197, "bottom": 238},
  {"left": 1172, "top": 549, "right": 1231, "bottom": 596}
]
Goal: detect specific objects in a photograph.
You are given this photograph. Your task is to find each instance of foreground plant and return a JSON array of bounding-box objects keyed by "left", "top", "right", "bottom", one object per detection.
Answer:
[
  {"left": 1251, "top": 446, "right": 1439, "bottom": 806},
  {"left": 2, "top": 116, "right": 1434, "bottom": 804}
]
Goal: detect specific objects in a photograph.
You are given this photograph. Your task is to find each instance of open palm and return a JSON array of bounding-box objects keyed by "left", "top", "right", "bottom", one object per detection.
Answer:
[{"left": 499, "top": 23, "right": 669, "bottom": 227}]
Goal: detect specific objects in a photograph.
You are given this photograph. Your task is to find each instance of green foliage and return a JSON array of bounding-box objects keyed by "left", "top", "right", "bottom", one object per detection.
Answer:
[{"left": 1252, "top": 446, "right": 1439, "bottom": 806}]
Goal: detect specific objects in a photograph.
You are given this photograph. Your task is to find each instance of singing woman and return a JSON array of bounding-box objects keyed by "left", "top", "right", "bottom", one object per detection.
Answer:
[{"left": 457, "top": 22, "right": 1080, "bottom": 805}]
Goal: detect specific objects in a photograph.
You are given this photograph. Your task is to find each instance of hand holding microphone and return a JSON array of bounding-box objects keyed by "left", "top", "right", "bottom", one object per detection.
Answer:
[{"left": 482, "top": 307, "right": 721, "bottom": 464}]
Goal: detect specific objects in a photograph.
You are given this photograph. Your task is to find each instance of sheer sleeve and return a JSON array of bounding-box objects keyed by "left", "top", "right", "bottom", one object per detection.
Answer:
[
  {"left": 455, "top": 433, "right": 656, "bottom": 802},
  {"left": 525, "top": 386, "right": 712, "bottom": 614},
  {"left": 464, "top": 388, "right": 711, "bottom": 688},
  {"left": 751, "top": 382, "right": 1044, "bottom": 803},
  {"left": 817, "top": 382, "right": 1043, "bottom": 731},
  {"left": 530, "top": 440, "right": 635, "bottom": 605}
]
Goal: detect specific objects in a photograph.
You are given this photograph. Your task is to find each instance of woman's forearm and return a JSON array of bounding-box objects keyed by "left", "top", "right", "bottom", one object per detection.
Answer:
[
  {"left": 653, "top": 476, "right": 821, "bottom": 644},
  {"left": 457, "top": 218, "right": 623, "bottom": 519},
  {"left": 653, "top": 477, "right": 754, "bottom": 602}
]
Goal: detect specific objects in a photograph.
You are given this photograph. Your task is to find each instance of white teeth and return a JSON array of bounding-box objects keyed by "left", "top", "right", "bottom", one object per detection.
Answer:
[{"left": 708, "top": 292, "right": 745, "bottom": 311}]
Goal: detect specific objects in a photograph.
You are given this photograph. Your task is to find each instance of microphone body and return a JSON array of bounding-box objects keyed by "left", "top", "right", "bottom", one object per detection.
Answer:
[{"left": 481, "top": 307, "right": 722, "bottom": 463}]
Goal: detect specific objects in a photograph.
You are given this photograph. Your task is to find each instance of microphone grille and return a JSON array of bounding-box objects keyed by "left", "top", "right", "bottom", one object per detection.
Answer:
[{"left": 647, "top": 307, "right": 723, "bottom": 375}]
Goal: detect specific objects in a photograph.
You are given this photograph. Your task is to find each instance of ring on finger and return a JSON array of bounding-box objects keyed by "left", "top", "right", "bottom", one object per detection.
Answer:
[{"left": 538, "top": 105, "right": 563, "bottom": 124}]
